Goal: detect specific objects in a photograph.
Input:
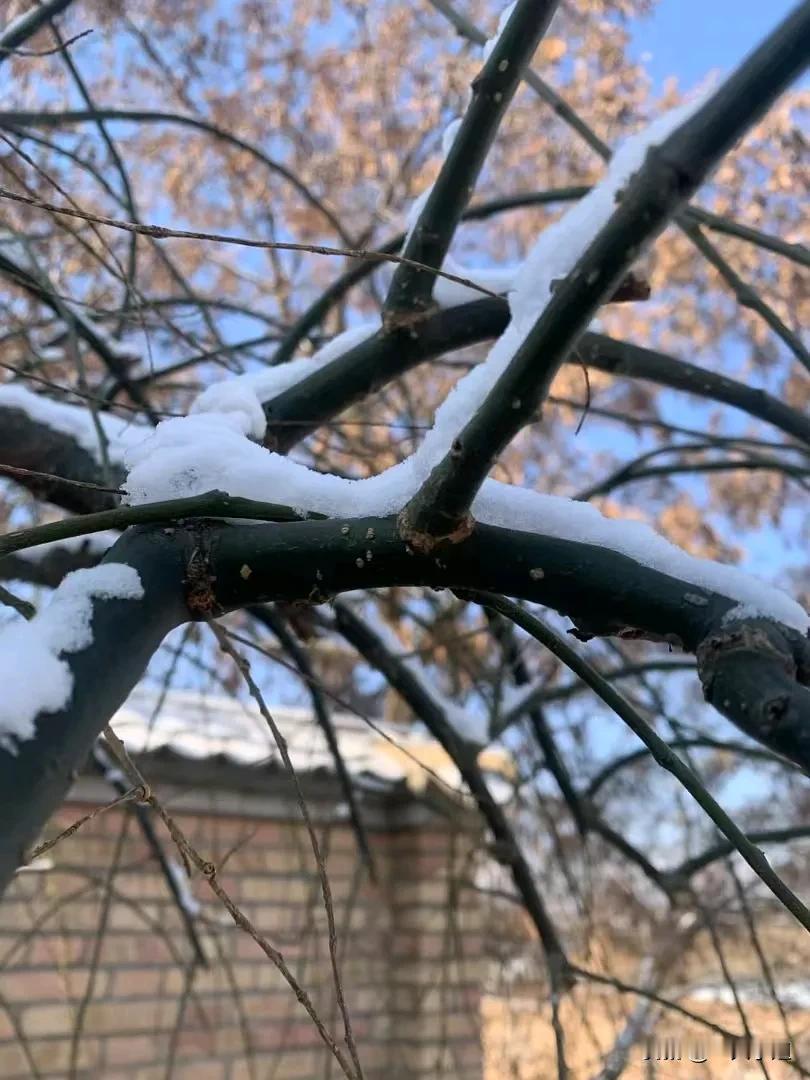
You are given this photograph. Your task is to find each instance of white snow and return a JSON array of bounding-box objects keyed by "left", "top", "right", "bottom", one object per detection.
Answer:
[
  {"left": 482, "top": 3, "right": 517, "bottom": 62},
  {"left": 189, "top": 320, "right": 380, "bottom": 434},
  {"left": 166, "top": 857, "right": 201, "bottom": 917},
  {"left": 190, "top": 380, "right": 266, "bottom": 440},
  {"left": 0, "top": 564, "right": 143, "bottom": 751},
  {"left": 441, "top": 117, "right": 463, "bottom": 157},
  {"left": 688, "top": 981, "right": 810, "bottom": 1009},
  {"left": 432, "top": 255, "right": 516, "bottom": 306},
  {"left": 0, "top": 383, "right": 148, "bottom": 465},
  {"left": 122, "top": 403, "right": 808, "bottom": 636}
]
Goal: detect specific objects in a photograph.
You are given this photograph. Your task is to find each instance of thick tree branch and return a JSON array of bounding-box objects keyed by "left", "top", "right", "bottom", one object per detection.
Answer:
[
  {"left": 430, "top": 0, "right": 810, "bottom": 373},
  {"left": 384, "top": 0, "right": 561, "bottom": 320},
  {"left": 0, "top": 527, "right": 189, "bottom": 895},
  {"left": 0, "top": 404, "right": 123, "bottom": 513},
  {"left": 399, "top": 9, "right": 810, "bottom": 543},
  {"left": 265, "top": 299, "right": 508, "bottom": 451},
  {"left": 2, "top": 303, "right": 805, "bottom": 526},
  {"left": 264, "top": 306, "right": 810, "bottom": 451},
  {"left": 0, "top": 507, "right": 806, "bottom": 898},
  {"left": 0, "top": 537, "right": 110, "bottom": 587},
  {"left": 696, "top": 618, "right": 810, "bottom": 774},
  {"left": 575, "top": 333, "right": 810, "bottom": 447}
]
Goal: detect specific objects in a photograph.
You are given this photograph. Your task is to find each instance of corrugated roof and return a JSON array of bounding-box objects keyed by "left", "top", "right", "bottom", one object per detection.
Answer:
[{"left": 111, "top": 686, "right": 514, "bottom": 798}]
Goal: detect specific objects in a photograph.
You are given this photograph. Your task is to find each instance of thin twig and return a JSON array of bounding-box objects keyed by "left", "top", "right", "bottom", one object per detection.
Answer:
[{"left": 0, "top": 185, "right": 502, "bottom": 301}]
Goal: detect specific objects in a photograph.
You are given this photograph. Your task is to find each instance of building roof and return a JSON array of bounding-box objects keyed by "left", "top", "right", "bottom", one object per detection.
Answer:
[{"left": 110, "top": 686, "right": 514, "bottom": 804}]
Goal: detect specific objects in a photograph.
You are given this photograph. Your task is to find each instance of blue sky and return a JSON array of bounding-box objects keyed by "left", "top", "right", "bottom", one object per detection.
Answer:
[{"left": 630, "top": 0, "right": 800, "bottom": 89}]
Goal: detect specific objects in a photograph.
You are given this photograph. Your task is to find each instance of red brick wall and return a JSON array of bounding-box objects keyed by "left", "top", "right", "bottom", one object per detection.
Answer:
[{"left": 0, "top": 788, "right": 484, "bottom": 1079}]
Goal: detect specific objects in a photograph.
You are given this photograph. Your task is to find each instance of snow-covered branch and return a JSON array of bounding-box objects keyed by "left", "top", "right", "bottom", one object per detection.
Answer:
[{"left": 399, "top": 4, "right": 810, "bottom": 542}]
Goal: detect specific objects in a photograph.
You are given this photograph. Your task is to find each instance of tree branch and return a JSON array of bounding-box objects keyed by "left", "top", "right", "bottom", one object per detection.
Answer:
[
  {"left": 670, "top": 825, "right": 810, "bottom": 881},
  {"left": 398, "top": 9, "right": 810, "bottom": 544},
  {"left": 383, "top": 0, "right": 561, "bottom": 320},
  {"left": 0, "top": 0, "right": 77, "bottom": 65},
  {"left": 585, "top": 737, "right": 796, "bottom": 800},
  {"left": 0, "top": 108, "right": 350, "bottom": 243},
  {"left": 330, "top": 599, "right": 572, "bottom": 988},
  {"left": 465, "top": 592, "right": 810, "bottom": 931},
  {"left": 0, "top": 507, "right": 806, "bottom": 899},
  {"left": 249, "top": 604, "right": 376, "bottom": 880},
  {"left": 0, "top": 526, "right": 189, "bottom": 895}
]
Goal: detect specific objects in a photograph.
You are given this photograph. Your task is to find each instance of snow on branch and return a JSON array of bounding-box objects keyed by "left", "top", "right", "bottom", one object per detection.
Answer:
[
  {"left": 0, "top": 383, "right": 148, "bottom": 466},
  {"left": 190, "top": 320, "right": 380, "bottom": 442},
  {"left": 0, "top": 564, "right": 143, "bottom": 750},
  {"left": 0, "top": 0, "right": 75, "bottom": 60},
  {"left": 122, "top": 408, "right": 807, "bottom": 633},
  {"left": 166, "top": 857, "right": 202, "bottom": 917},
  {"left": 119, "top": 91, "right": 808, "bottom": 637},
  {"left": 400, "top": 5, "right": 810, "bottom": 541}
]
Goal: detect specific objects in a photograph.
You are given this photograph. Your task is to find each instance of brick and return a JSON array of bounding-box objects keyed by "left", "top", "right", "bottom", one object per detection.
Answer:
[
  {"left": 102, "top": 933, "right": 175, "bottom": 965},
  {"left": 108, "top": 904, "right": 160, "bottom": 932},
  {"left": 239, "top": 876, "right": 312, "bottom": 904},
  {"left": 110, "top": 967, "right": 164, "bottom": 997},
  {"left": 23, "top": 935, "right": 90, "bottom": 966},
  {"left": 0, "top": 1043, "right": 29, "bottom": 1074},
  {"left": 20, "top": 1002, "right": 75, "bottom": 1036},
  {"left": 1, "top": 802, "right": 485, "bottom": 1080},
  {"left": 212, "top": 1025, "right": 252, "bottom": 1055},
  {"left": 1, "top": 968, "right": 71, "bottom": 1002},
  {"left": 0, "top": 902, "right": 35, "bottom": 932},
  {"left": 29, "top": 1036, "right": 102, "bottom": 1072},
  {"left": 229, "top": 1050, "right": 323, "bottom": 1079},
  {"left": 83, "top": 998, "right": 180, "bottom": 1034},
  {"left": 103, "top": 1033, "right": 165, "bottom": 1066},
  {"left": 0, "top": 1011, "right": 15, "bottom": 1039},
  {"left": 171, "top": 1061, "right": 227, "bottom": 1079}
]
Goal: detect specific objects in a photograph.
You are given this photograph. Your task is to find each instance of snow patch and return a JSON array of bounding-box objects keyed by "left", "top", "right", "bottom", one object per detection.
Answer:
[
  {"left": 191, "top": 381, "right": 267, "bottom": 440},
  {"left": 0, "top": 384, "right": 148, "bottom": 465},
  {"left": 482, "top": 3, "right": 517, "bottom": 62},
  {"left": 187, "top": 320, "right": 380, "bottom": 431},
  {"left": 122, "top": 417, "right": 808, "bottom": 633},
  {"left": 0, "top": 564, "right": 144, "bottom": 751},
  {"left": 166, "top": 857, "right": 201, "bottom": 917}
]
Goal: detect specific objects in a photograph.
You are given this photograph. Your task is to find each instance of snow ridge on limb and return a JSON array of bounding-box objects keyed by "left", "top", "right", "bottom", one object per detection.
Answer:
[
  {"left": 0, "top": 564, "right": 143, "bottom": 749},
  {"left": 0, "top": 383, "right": 147, "bottom": 465}
]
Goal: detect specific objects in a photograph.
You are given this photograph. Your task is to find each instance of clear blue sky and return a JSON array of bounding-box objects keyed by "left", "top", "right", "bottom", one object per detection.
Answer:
[{"left": 629, "top": 0, "right": 801, "bottom": 90}]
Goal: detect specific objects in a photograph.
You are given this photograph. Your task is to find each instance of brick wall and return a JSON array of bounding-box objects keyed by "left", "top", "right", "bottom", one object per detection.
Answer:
[{"left": 0, "top": 774, "right": 485, "bottom": 1079}]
